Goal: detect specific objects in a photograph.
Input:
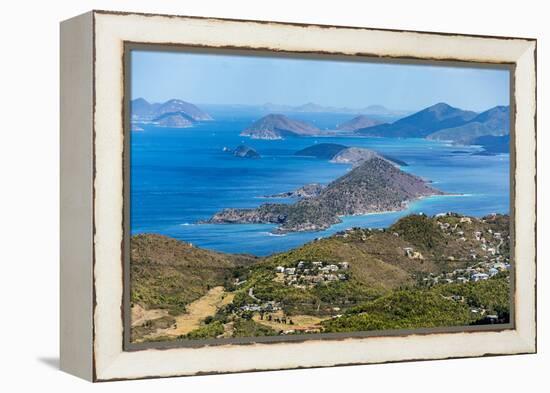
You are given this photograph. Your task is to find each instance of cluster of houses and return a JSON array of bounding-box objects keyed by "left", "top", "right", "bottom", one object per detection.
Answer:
[
  {"left": 239, "top": 300, "right": 281, "bottom": 313},
  {"left": 422, "top": 260, "right": 511, "bottom": 286},
  {"left": 413, "top": 213, "right": 511, "bottom": 286},
  {"left": 274, "top": 260, "right": 350, "bottom": 288}
]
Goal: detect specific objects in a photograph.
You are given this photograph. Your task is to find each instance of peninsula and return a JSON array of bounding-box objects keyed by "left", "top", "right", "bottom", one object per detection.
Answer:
[{"left": 203, "top": 153, "right": 442, "bottom": 232}]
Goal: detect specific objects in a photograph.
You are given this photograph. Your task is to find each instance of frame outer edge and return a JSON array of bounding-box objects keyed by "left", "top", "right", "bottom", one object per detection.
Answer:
[
  {"left": 91, "top": 11, "right": 538, "bottom": 381},
  {"left": 59, "top": 11, "right": 95, "bottom": 382}
]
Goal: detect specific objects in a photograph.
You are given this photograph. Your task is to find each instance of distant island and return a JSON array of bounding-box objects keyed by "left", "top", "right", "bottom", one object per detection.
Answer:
[
  {"left": 426, "top": 106, "right": 510, "bottom": 144},
  {"left": 131, "top": 98, "right": 213, "bottom": 129},
  {"left": 131, "top": 99, "right": 510, "bottom": 153},
  {"left": 357, "top": 102, "right": 478, "bottom": 138},
  {"left": 257, "top": 102, "right": 410, "bottom": 117},
  {"left": 295, "top": 143, "right": 408, "bottom": 167},
  {"left": 231, "top": 145, "right": 261, "bottom": 159},
  {"left": 154, "top": 112, "right": 194, "bottom": 128},
  {"left": 240, "top": 114, "right": 321, "bottom": 140},
  {"left": 336, "top": 115, "right": 382, "bottom": 131},
  {"left": 203, "top": 153, "right": 442, "bottom": 232},
  {"left": 356, "top": 103, "right": 510, "bottom": 151}
]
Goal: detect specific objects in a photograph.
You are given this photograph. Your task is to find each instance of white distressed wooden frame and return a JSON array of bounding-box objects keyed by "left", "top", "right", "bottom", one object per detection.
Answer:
[{"left": 60, "top": 10, "right": 536, "bottom": 382}]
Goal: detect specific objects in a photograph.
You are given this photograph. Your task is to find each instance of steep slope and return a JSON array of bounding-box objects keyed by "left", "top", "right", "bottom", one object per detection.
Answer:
[
  {"left": 130, "top": 234, "right": 256, "bottom": 313},
  {"left": 357, "top": 103, "right": 477, "bottom": 138},
  {"left": 240, "top": 114, "right": 321, "bottom": 140},
  {"left": 427, "top": 106, "right": 510, "bottom": 144}
]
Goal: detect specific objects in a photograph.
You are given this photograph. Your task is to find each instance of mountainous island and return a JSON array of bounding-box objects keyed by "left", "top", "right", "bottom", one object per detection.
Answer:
[
  {"left": 231, "top": 145, "right": 261, "bottom": 159},
  {"left": 336, "top": 115, "right": 382, "bottom": 131},
  {"left": 355, "top": 103, "right": 510, "bottom": 152},
  {"left": 131, "top": 98, "right": 213, "bottom": 128},
  {"left": 131, "top": 212, "right": 510, "bottom": 342},
  {"left": 295, "top": 143, "right": 408, "bottom": 167},
  {"left": 426, "top": 105, "right": 510, "bottom": 144},
  {"left": 258, "top": 102, "right": 409, "bottom": 117},
  {"left": 204, "top": 153, "right": 442, "bottom": 232},
  {"left": 240, "top": 114, "right": 321, "bottom": 140},
  {"left": 357, "top": 102, "right": 478, "bottom": 138},
  {"left": 153, "top": 112, "right": 194, "bottom": 128}
]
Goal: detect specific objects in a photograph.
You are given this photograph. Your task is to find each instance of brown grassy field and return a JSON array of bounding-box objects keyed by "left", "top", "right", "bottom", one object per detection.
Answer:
[{"left": 137, "top": 286, "right": 234, "bottom": 342}]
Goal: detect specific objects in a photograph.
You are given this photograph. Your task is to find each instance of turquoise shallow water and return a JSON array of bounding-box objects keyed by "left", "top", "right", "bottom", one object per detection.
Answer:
[{"left": 130, "top": 109, "right": 509, "bottom": 256}]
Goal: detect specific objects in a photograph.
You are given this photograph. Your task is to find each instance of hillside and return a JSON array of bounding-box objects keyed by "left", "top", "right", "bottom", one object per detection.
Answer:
[
  {"left": 131, "top": 98, "right": 213, "bottom": 121},
  {"left": 130, "top": 234, "right": 256, "bottom": 314},
  {"left": 295, "top": 143, "right": 407, "bottom": 167},
  {"left": 330, "top": 147, "right": 397, "bottom": 167},
  {"left": 357, "top": 103, "right": 477, "bottom": 138},
  {"left": 131, "top": 213, "right": 511, "bottom": 342},
  {"left": 240, "top": 114, "right": 321, "bottom": 140},
  {"left": 427, "top": 106, "right": 510, "bottom": 145},
  {"left": 336, "top": 115, "right": 382, "bottom": 131},
  {"left": 263, "top": 183, "right": 325, "bottom": 199},
  {"left": 205, "top": 156, "right": 441, "bottom": 232},
  {"left": 153, "top": 112, "right": 194, "bottom": 128}
]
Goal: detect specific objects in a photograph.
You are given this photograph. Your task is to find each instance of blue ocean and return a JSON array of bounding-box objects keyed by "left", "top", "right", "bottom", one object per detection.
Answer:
[{"left": 131, "top": 109, "right": 509, "bottom": 256}]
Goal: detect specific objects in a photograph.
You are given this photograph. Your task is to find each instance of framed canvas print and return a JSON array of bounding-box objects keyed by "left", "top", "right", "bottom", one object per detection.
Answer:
[{"left": 60, "top": 10, "right": 537, "bottom": 381}]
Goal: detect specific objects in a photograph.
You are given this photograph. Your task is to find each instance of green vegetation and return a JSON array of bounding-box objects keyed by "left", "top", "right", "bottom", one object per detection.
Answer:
[
  {"left": 131, "top": 315, "right": 176, "bottom": 341},
  {"left": 322, "top": 276, "right": 510, "bottom": 333},
  {"left": 434, "top": 275, "right": 510, "bottom": 318},
  {"left": 390, "top": 214, "right": 444, "bottom": 250},
  {"left": 233, "top": 319, "right": 277, "bottom": 337},
  {"left": 185, "top": 321, "right": 225, "bottom": 339},
  {"left": 131, "top": 213, "right": 511, "bottom": 342},
  {"left": 130, "top": 234, "right": 255, "bottom": 314}
]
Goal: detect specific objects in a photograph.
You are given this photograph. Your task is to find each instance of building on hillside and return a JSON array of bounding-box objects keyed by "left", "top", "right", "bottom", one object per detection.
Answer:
[{"left": 472, "top": 273, "right": 489, "bottom": 282}]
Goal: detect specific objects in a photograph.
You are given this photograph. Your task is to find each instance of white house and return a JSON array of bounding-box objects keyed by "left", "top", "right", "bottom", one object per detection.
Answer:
[
  {"left": 472, "top": 273, "right": 489, "bottom": 282},
  {"left": 338, "top": 262, "right": 349, "bottom": 270}
]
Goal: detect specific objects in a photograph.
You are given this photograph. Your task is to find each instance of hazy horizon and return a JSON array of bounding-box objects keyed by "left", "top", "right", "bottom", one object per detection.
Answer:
[{"left": 131, "top": 50, "right": 510, "bottom": 113}]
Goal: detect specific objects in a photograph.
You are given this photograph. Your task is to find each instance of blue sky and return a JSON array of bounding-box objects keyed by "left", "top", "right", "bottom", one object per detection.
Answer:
[{"left": 131, "top": 50, "right": 510, "bottom": 112}]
